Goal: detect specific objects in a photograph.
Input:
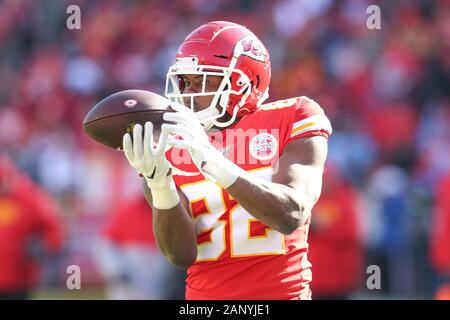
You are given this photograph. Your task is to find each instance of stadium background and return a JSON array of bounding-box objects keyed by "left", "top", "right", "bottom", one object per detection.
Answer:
[{"left": 0, "top": 0, "right": 449, "bottom": 299}]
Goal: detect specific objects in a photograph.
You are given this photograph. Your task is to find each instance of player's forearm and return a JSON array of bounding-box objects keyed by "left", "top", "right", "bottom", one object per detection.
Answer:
[
  {"left": 225, "top": 175, "right": 306, "bottom": 235},
  {"left": 143, "top": 182, "right": 197, "bottom": 269},
  {"left": 152, "top": 205, "right": 198, "bottom": 269},
  {"left": 201, "top": 157, "right": 309, "bottom": 234}
]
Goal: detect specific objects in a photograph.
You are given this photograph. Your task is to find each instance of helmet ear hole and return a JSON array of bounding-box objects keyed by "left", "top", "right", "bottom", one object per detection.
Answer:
[{"left": 236, "top": 74, "right": 250, "bottom": 87}]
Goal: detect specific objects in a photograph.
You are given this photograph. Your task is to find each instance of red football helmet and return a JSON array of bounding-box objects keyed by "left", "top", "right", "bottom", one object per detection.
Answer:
[{"left": 165, "top": 21, "right": 271, "bottom": 129}]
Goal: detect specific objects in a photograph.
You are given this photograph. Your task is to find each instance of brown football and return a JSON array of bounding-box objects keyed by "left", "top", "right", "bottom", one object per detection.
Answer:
[{"left": 83, "top": 90, "right": 172, "bottom": 150}]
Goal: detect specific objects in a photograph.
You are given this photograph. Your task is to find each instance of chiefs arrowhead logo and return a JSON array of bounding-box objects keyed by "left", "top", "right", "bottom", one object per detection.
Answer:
[{"left": 234, "top": 35, "right": 266, "bottom": 63}]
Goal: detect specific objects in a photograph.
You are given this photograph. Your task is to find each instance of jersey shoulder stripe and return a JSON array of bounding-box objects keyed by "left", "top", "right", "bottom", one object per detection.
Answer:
[
  {"left": 257, "top": 96, "right": 332, "bottom": 139},
  {"left": 291, "top": 113, "right": 332, "bottom": 138}
]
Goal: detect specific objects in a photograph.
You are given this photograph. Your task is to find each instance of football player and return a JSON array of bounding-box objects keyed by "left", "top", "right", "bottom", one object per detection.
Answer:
[{"left": 122, "top": 21, "right": 332, "bottom": 299}]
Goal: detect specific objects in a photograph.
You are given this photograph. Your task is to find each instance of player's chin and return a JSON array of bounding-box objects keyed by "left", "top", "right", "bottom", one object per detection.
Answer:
[
  {"left": 194, "top": 106, "right": 210, "bottom": 113},
  {"left": 183, "top": 99, "right": 210, "bottom": 112},
  {"left": 198, "top": 99, "right": 218, "bottom": 111},
  {"left": 189, "top": 103, "right": 208, "bottom": 112}
]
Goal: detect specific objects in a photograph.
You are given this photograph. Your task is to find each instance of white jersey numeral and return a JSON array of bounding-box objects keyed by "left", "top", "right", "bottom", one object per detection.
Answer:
[{"left": 180, "top": 167, "right": 285, "bottom": 261}]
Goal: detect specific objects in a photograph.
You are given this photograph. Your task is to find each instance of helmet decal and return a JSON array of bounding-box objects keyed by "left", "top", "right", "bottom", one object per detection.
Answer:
[{"left": 234, "top": 35, "right": 266, "bottom": 63}]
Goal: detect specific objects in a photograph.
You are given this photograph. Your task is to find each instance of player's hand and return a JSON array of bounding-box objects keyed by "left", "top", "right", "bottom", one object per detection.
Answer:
[
  {"left": 163, "top": 103, "right": 214, "bottom": 163},
  {"left": 122, "top": 122, "right": 171, "bottom": 189},
  {"left": 163, "top": 103, "right": 241, "bottom": 188}
]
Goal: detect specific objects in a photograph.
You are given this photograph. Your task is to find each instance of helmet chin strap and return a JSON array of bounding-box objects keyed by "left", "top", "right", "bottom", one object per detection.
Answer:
[
  {"left": 212, "top": 105, "right": 239, "bottom": 128},
  {"left": 212, "top": 84, "right": 251, "bottom": 128},
  {"left": 195, "top": 107, "right": 220, "bottom": 131},
  {"left": 195, "top": 83, "right": 252, "bottom": 130}
]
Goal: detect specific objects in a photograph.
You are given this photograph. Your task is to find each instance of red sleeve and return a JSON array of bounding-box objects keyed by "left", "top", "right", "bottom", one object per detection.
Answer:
[{"left": 285, "top": 96, "right": 332, "bottom": 146}]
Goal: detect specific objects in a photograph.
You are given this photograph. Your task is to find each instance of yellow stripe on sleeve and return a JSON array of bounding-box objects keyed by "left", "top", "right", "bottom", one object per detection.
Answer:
[{"left": 291, "top": 122, "right": 316, "bottom": 135}]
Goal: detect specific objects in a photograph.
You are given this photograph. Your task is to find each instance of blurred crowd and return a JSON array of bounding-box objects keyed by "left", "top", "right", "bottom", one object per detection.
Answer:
[{"left": 0, "top": 0, "right": 449, "bottom": 299}]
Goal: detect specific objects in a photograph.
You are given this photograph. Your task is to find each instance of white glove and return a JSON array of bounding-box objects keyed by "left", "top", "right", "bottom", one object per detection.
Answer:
[
  {"left": 163, "top": 104, "right": 242, "bottom": 189},
  {"left": 122, "top": 122, "right": 179, "bottom": 209}
]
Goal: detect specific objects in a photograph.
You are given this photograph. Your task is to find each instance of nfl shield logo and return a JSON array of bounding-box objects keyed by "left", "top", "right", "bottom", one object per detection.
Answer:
[{"left": 249, "top": 133, "right": 278, "bottom": 161}]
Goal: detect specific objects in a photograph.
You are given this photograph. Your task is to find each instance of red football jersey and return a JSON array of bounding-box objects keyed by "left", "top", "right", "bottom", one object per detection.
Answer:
[{"left": 167, "top": 96, "right": 332, "bottom": 300}]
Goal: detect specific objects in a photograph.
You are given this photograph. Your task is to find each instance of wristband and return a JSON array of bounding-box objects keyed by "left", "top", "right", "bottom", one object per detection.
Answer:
[
  {"left": 201, "top": 158, "right": 242, "bottom": 189},
  {"left": 149, "top": 175, "right": 180, "bottom": 210}
]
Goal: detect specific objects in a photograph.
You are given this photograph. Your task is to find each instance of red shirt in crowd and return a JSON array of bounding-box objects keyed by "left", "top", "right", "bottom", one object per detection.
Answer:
[
  {"left": 102, "top": 196, "right": 156, "bottom": 248},
  {"left": 430, "top": 172, "right": 450, "bottom": 275},
  {"left": 308, "top": 172, "right": 363, "bottom": 297},
  {"left": 0, "top": 157, "right": 62, "bottom": 291}
]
